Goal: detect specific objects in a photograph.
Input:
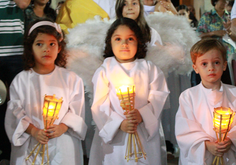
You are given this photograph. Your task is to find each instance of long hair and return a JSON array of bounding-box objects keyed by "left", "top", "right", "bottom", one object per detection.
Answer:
[
  {"left": 115, "top": 0, "right": 151, "bottom": 43},
  {"left": 23, "top": 18, "right": 66, "bottom": 70},
  {"left": 104, "top": 17, "right": 147, "bottom": 59},
  {"left": 31, "top": 0, "right": 56, "bottom": 21}
]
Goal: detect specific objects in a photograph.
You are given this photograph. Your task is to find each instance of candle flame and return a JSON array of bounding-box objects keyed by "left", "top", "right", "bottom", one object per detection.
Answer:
[
  {"left": 43, "top": 94, "right": 63, "bottom": 128},
  {"left": 116, "top": 85, "right": 135, "bottom": 95}
]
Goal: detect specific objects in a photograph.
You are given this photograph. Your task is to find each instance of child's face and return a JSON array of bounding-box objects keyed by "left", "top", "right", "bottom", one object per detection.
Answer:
[
  {"left": 111, "top": 25, "right": 138, "bottom": 63},
  {"left": 192, "top": 49, "right": 227, "bottom": 89},
  {"left": 122, "top": 0, "right": 140, "bottom": 21},
  {"left": 32, "top": 33, "right": 61, "bottom": 71},
  {"left": 178, "top": 9, "right": 189, "bottom": 19}
]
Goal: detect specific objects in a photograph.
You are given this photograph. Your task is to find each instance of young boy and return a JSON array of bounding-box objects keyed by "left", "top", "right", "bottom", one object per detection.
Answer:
[{"left": 175, "top": 38, "right": 236, "bottom": 165}]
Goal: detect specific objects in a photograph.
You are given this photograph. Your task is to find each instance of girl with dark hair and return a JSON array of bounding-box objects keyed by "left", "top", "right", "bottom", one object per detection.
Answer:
[
  {"left": 116, "top": 0, "right": 163, "bottom": 46},
  {"left": 177, "top": 4, "right": 198, "bottom": 28},
  {"left": 89, "top": 17, "right": 169, "bottom": 165},
  {"left": 24, "top": 0, "right": 56, "bottom": 29},
  {"left": 5, "top": 19, "right": 87, "bottom": 165}
]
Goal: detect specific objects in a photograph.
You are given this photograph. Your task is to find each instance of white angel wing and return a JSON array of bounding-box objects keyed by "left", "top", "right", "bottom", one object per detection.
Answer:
[
  {"left": 66, "top": 16, "right": 114, "bottom": 96},
  {"left": 146, "top": 12, "right": 200, "bottom": 76}
]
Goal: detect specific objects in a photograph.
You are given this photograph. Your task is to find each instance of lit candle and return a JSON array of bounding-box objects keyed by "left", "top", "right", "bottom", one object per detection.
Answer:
[
  {"left": 212, "top": 107, "right": 235, "bottom": 165},
  {"left": 116, "top": 85, "right": 135, "bottom": 96},
  {"left": 26, "top": 94, "right": 63, "bottom": 165},
  {"left": 115, "top": 85, "right": 146, "bottom": 162},
  {"left": 43, "top": 95, "right": 63, "bottom": 129},
  {"left": 213, "top": 107, "right": 234, "bottom": 133},
  {"left": 116, "top": 85, "right": 135, "bottom": 112}
]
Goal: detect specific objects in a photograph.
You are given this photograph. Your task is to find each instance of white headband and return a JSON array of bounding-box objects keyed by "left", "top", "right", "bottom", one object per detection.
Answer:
[{"left": 28, "top": 21, "right": 63, "bottom": 41}]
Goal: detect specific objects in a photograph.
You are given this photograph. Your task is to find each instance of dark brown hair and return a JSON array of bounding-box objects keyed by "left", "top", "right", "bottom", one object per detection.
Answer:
[
  {"left": 211, "top": 0, "right": 219, "bottom": 6},
  {"left": 104, "top": 17, "right": 147, "bottom": 59},
  {"left": 23, "top": 18, "right": 66, "bottom": 70}
]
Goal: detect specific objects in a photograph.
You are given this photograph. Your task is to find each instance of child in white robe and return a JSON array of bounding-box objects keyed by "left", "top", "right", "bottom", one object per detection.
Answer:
[
  {"left": 89, "top": 17, "right": 169, "bottom": 165},
  {"left": 4, "top": 19, "right": 87, "bottom": 165},
  {"left": 115, "top": 0, "right": 163, "bottom": 46},
  {"left": 175, "top": 38, "right": 236, "bottom": 165}
]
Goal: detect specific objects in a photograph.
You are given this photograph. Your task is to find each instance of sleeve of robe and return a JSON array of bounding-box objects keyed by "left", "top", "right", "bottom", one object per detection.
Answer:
[
  {"left": 175, "top": 91, "right": 214, "bottom": 164},
  {"left": 5, "top": 75, "right": 32, "bottom": 146},
  {"left": 91, "top": 67, "right": 124, "bottom": 144},
  {"left": 138, "top": 62, "right": 169, "bottom": 141},
  {"left": 60, "top": 72, "right": 87, "bottom": 140}
]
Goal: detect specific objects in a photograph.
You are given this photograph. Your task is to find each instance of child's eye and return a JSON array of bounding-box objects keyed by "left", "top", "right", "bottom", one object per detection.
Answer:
[
  {"left": 133, "top": 2, "right": 137, "bottom": 5},
  {"left": 36, "top": 43, "right": 42, "bottom": 46},
  {"left": 128, "top": 37, "right": 135, "bottom": 41},
  {"left": 50, "top": 43, "right": 56, "bottom": 46},
  {"left": 215, "top": 61, "right": 220, "bottom": 65},
  {"left": 202, "top": 62, "right": 207, "bottom": 66},
  {"left": 115, "top": 38, "right": 121, "bottom": 41}
]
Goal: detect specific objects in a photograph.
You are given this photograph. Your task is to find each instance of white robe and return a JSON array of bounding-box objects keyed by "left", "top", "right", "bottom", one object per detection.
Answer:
[
  {"left": 175, "top": 83, "right": 236, "bottom": 165},
  {"left": 5, "top": 66, "right": 87, "bottom": 165},
  {"left": 89, "top": 57, "right": 169, "bottom": 165}
]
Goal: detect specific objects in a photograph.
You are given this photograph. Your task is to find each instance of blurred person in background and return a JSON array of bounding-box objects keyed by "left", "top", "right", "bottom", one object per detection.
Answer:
[
  {"left": 56, "top": 1, "right": 65, "bottom": 15},
  {"left": 24, "top": 0, "right": 56, "bottom": 29},
  {"left": 0, "top": 0, "right": 31, "bottom": 163},
  {"left": 177, "top": 4, "right": 198, "bottom": 28}
]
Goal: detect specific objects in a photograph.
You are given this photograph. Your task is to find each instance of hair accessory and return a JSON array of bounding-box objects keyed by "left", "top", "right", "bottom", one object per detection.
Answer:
[{"left": 28, "top": 21, "right": 63, "bottom": 41}]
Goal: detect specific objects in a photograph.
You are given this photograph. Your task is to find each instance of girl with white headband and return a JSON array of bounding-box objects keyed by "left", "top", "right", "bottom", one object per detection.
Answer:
[{"left": 4, "top": 19, "right": 87, "bottom": 165}]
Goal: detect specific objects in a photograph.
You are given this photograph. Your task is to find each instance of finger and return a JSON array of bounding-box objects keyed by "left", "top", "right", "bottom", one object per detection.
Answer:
[{"left": 46, "top": 128, "right": 55, "bottom": 133}]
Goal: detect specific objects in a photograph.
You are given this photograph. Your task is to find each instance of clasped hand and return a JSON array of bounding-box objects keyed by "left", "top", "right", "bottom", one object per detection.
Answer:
[
  {"left": 31, "top": 124, "right": 68, "bottom": 144},
  {"left": 120, "top": 109, "right": 143, "bottom": 133},
  {"left": 205, "top": 137, "right": 232, "bottom": 157}
]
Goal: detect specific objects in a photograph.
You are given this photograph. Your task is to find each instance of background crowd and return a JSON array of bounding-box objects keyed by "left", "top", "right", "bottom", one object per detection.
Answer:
[{"left": 1, "top": 0, "right": 236, "bottom": 165}]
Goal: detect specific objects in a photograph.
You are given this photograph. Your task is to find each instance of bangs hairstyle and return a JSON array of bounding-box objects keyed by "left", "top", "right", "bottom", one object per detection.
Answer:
[
  {"left": 104, "top": 17, "right": 147, "bottom": 59},
  {"left": 115, "top": 0, "right": 151, "bottom": 43},
  {"left": 23, "top": 18, "right": 66, "bottom": 70},
  {"left": 190, "top": 38, "right": 227, "bottom": 64}
]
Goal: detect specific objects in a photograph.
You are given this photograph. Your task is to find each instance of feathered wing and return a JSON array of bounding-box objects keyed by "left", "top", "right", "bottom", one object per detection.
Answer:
[
  {"left": 65, "top": 14, "right": 199, "bottom": 95},
  {"left": 146, "top": 12, "right": 199, "bottom": 76},
  {"left": 66, "top": 16, "right": 114, "bottom": 96}
]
